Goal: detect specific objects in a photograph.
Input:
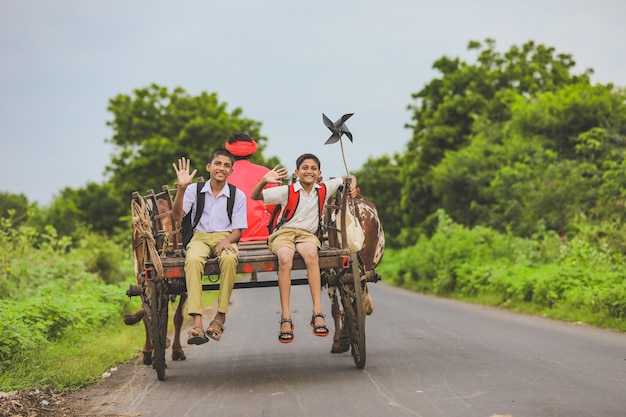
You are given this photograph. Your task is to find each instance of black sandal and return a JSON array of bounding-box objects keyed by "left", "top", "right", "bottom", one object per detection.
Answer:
[
  {"left": 278, "top": 317, "right": 294, "bottom": 344},
  {"left": 310, "top": 313, "right": 329, "bottom": 337}
]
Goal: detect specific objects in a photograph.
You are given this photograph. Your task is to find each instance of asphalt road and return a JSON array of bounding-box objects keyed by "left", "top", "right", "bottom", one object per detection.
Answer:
[{"left": 75, "top": 275, "right": 626, "bottom": 417}]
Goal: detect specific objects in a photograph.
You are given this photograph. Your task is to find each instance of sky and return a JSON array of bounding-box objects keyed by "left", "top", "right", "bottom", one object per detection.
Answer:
[{"left": 1, "top": 0, "right": 625, "bottom": 205}]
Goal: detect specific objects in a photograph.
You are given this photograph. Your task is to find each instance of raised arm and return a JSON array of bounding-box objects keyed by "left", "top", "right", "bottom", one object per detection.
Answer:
[
  {"left": 171, "top": 157, "right": 197, "bottom": 222},
  {"left": 251, "top": 165, "right": 288, "bottom": 200}
]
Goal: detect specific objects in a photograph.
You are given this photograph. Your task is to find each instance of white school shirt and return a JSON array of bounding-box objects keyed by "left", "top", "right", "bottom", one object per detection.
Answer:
[
  {"left": 182, "top": 182, "right": 248, "bottom": 232},
  {"left": 262, "top": 177, "right": 343, "bottom": 234}
]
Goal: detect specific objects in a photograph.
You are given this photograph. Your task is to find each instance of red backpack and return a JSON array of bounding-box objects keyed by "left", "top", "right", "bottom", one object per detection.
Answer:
[{"left": 268, "top": 183, "right": 327, "bottom": 234}]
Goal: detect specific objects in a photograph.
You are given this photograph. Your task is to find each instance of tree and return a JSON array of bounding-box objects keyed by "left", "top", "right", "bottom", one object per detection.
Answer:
[
  {"left": 399, "top": 39, "right": 592, "bottom": 240},
  {"left": 106, "top": 84, "right": 276, "bottom": 203},
  {"left": 429, "top": 82, "right": 626, "bottom": 237},
  {"left": 53, "top": 84, "right": 279, "bottom": 235},
  {"left": 45, "top": 182, "right": 126, "bottom": 237},
  {"left": 352, "top": 155, "right": 403, "bottom": 243},
  {"left": 0, "top": 192, "right": 31, "bottom": 227}
]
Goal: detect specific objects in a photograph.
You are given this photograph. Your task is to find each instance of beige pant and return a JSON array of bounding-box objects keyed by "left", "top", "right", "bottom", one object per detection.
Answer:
[{"left": 185, "top": 230, "right": 239, "bottom": 315}]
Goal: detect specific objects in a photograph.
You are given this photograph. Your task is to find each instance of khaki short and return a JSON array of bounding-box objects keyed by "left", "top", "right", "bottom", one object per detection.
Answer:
[{"left": 268, "top": 227, "right": 320, "bottom": 254}]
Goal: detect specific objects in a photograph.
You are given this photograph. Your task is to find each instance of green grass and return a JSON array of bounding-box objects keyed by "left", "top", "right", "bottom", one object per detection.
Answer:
[
  {"left": 0, "top": 320, "right": 144, "bottom": 391},
  {"left": 380, "top": 211, "right": 626, "bottom": 334},
  {"left": 0, "top": 291, "right": 218, "bottom": 392},
  {"left": 451, "top": 292, "right": 626, "bottom": 332}
]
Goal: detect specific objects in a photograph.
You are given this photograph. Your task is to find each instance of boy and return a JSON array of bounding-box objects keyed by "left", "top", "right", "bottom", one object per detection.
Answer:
[
  {"left": 225, "top": 132, "right": 276, "bottom": 242},
  {"left": 172, "top": 149, "right": 247, "bottom": 345},
  {"left": 250, "top": 153, "right": 357, "bottom": 343}
]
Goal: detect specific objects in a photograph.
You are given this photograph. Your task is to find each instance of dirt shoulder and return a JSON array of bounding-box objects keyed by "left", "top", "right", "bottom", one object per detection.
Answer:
[{"left": 0, "top": 356, "right": 143, "bottom": 417}]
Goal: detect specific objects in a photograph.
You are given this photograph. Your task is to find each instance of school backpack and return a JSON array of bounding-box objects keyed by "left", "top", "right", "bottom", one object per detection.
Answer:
[
  {"left": 181, "top": 181, "right": 237, "bottom": 249},
  {"left": 268, "top": 183, "right": 327, "bottom": 235}
]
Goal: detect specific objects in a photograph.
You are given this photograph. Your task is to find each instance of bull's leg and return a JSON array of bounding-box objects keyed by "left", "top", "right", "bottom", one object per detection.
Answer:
[
  {"left": 329, "top": 288, "right": 350, "bottom": 353},
  {"left": 142, "top": 313, "right": 154, "bottom": 366},
  {"left": 123, "top": 309, "right": 153, "bottom": 365},
  {"left": 171, "top": 293, "right": 187, "bottom": 361},
  {"left": 337, "top": 314, "right": 350, "bottom": 353},
  {"left": 330, "top": 288, "right": 341, "bottom": 352},
  {"left": 364, "top": 284, "right": 374, "bottom": 315}
]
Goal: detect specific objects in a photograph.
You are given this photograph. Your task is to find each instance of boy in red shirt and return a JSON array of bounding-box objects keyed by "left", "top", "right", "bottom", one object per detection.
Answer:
[{"left": 225, "top": 132, "right": 275, "bottom": 241}]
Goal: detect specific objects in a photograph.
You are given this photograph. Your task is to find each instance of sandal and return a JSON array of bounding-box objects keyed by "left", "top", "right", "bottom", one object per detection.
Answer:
[
  {"left": 206, "top": 319, "right": 225, "bottom": 341},
  {"left": 310, "top": 313, "right": 329, "bottom": 337},
  {"left": 187, "top": 326, "right": 209, "bottom": 345},
  {"left": 278, "top": 317, "right": 294, "bottom": 344}
]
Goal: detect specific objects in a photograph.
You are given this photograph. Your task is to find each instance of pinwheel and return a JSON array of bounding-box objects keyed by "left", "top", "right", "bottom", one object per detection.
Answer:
[{"left": 323, "top": 113, "right": 354, "bottom": 175}]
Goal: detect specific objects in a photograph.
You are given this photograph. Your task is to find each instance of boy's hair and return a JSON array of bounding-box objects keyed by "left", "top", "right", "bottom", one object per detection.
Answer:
[
  {"left": 226, "top": 132, "right": 254, "bottom": 144},
  {"left": 296, "top": 153, "right": 321, "bottom": 170},
  {"left": 209, "top": 148, "right": 235, "bottom": 165}
]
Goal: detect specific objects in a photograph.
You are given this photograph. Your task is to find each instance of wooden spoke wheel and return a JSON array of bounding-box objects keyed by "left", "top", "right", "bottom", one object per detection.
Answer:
[
  {"left": 339, "top": 253, "right": 366, "bottom": 369},
  {"left": 148, "top": 279, "right": 169, "bottom": 380}
]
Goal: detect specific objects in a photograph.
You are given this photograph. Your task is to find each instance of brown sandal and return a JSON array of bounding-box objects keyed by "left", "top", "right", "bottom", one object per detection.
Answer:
[
  {"left": 206, "top": 319, "right": 225, "bottom": 341},
  {"left": 187, "top": 326, "right": 209, "bottom": 345}
]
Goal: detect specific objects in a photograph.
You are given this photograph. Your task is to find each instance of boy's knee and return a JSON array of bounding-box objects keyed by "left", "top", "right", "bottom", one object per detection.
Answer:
[
  {"left": 219, "top": 253, "right": 238, "bottom": 265},
  {"left": 301, "top": 251, "right": 319, "bottom": 263},
  {"left": 185, "top": 255, "right": 205, "bottom": 268},
  {"left": 277, "top": 253, "right": 293, "bottom": 266}
]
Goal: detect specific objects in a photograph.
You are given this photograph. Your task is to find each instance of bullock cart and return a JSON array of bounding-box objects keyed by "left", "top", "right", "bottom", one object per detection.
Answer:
[{"left": 127, "top": 178, "right": 381, "bottom": 381}]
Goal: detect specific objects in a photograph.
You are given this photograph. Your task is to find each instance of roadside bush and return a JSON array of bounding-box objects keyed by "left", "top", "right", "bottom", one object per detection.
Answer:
[
  {"left": 0, "top": 213, "right": 134, "bottom": 370},
  {"left": 72, "top": 231, "right": 134, "bottom": 285},
  {"left": 379, "top": 210, "right": 626, "bottom": 330}
]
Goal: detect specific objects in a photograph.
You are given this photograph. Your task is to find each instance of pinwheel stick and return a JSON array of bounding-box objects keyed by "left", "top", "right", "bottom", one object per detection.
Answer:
[{"left": 339, "top": 138, "right": 349, "bottom": 176}]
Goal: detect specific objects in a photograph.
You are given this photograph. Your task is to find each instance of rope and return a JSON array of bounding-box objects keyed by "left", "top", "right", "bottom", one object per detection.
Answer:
[{"left": 131, "top": 197, "right": 164, "bottom": 282}]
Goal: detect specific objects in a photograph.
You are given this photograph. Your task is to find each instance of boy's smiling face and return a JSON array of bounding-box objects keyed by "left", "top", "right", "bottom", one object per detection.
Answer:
[
  {"left": 295, "top": 158, "right": 321, "bottom": 186},
  {"left": 206, "top": 154, "right": 233, "bottom": 183}
]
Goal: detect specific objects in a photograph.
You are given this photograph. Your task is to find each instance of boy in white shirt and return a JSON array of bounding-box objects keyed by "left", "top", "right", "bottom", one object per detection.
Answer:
[{"left": 251, "top": 153, "right": 357, "bottom": 343}]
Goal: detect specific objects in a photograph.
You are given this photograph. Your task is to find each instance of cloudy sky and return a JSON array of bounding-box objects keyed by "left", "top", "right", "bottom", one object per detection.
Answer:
[{"left": 1, "top": 0, "right": 625, "bottom": 204}]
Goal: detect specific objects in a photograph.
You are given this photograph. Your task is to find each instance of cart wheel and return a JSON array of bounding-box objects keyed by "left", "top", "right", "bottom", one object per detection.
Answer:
[
  {"left": 339, "top": 253, "right": 366, "bottom": 369},
  {"left": 148, "top": 279, "right": 168, "bottom": 380}
]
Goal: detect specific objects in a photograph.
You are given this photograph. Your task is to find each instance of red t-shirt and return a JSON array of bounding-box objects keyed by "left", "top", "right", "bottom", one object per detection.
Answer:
[{"left": 228, "top": 160, "right": 276, "bottom": 242}]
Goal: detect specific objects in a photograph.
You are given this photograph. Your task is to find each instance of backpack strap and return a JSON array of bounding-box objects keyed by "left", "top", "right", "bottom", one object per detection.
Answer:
[
  {"left": 269, "top": 183, "right": 327, "bottom": 234},
  {"left": 316, "top": 183, "right": 327, "bottom": 217},
  {"left": 226, "top": 183, "right": 236, "bottom": 224},
  {"left": 269, "top": 184, "right": 299, "bottom": 233},
  {"left": 192, "top": 181, "right": 206, "bottom": 229},
  {"left": 315, "top": 183, "right": 327, "bottom": 236},
  {"left": 281, "top": 184, "right": 300, "bottom": 224}
]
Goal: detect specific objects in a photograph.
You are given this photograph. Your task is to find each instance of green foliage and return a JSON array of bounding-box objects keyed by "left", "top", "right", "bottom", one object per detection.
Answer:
[
  {"left": 0, "top": 192, "right": 32, "bottom": 227},
  {"left": 0, "top": 211, "right": 130, "bottom": 299},
  {"left": 21, "top": 84, "right": 278, "bottom": 236},
  {"left": 421, "top": 81, "right": 626, "bottom": 241},
  {"left": 0, "top": 211, "right": 135, "bottom": 371},
  {"left": 104, "top": 84, "right": 277, "bottom": 226},
  {"left": 352, "top": 154, "right": 403, "bottom": 243},
  {"left": 399, "top": 39, "right": 590, "bottom": 233},
  {"left": 45, "top": 182, "right": 128, "bottom": 236},
  {"left": 379, "top": 210, "right": 626, "bottom": 330},
  {"left": 0, "top": 205, "right": 219, "bottom": 391},
  {"left": 0, "top": 319, "right": 146, "bottom": 391},
  {"left": 72, "top": 232, "right": 134, "bottom": 285},
  {"left": 0, "top": 281, "right": 130, "bottom": 364},
  {"left": 382, "top": 38, "right": 626, "bottom": 245}
]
